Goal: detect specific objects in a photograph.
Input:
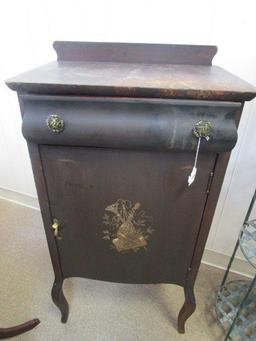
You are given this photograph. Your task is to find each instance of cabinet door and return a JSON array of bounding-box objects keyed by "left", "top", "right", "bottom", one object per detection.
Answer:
[{"left": 41, "top": 145, "right": 216, "bottom": 285}]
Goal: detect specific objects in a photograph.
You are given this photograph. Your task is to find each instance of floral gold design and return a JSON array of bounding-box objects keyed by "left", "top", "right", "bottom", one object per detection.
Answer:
[{"left": 102, "top": 199, "right": 154, "bottom": 253}]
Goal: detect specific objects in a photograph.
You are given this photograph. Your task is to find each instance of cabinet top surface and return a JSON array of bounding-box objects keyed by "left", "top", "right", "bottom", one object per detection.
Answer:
[{"left": 5, "top": 41, "right": 256, "bottom": 102}]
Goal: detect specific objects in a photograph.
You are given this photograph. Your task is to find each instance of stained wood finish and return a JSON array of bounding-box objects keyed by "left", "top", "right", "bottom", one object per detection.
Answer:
[
  {"left": 51, "top": 279, "right": 69, "bottom": 323},
  {"left": 18, "top": 95, "right": 67, "bottom": 322},
  {"left": 27, "top": 143, "right": 68, "bottom": 322},
  {"left": 53, "top": 41, "right": 217, "bottom": 65},
  {"left": 5, "top": 43, "right": 256, "bottom": 102},
  {"left": 21, "top": 95, "right": 239, "bottom": 153},
  {"left": 0, "top": 319, "right": 40, "bottom": 340},
  {"left": 40, "top": 146, "right": 216, "bottom": 284},
  {"left": 187, "top": 106, "right": 243, "bottom": 285},
  {"left": 6, "top": 42, "right": 256, "bottom": 334},
  {"left": 178, "top": 283, "right": 196, "bottom": 333}
]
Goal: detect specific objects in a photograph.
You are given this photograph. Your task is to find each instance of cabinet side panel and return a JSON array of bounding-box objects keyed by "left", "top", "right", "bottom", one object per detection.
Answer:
[
  {"left": 18, "top": 94, "right": 63, "bottom": 281},
  {"left": 27, "top": 142, "right": 63, "bottom": 281},
  {"left": 187, "top": 106, "right": 243, "bottom": 284}
]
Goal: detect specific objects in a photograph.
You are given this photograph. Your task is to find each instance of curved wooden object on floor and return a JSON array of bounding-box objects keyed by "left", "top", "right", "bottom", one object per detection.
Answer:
[
  {"left": 0, "top": 319, "right": 40, "bottom": 340},
  {"left": 177, "top": 284, "right": 196, "bottom": 333},
  {"left": 51, "top": 279, "right": 69, "bottom": 323}
]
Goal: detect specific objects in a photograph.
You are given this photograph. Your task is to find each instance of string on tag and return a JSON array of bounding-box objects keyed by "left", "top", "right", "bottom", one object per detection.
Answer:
[
  {"left": 188, "top": 120, "right": 212, "bottom": 186},
  {"left": 188, "top": 137, "right": 201, "bottom": 186}
]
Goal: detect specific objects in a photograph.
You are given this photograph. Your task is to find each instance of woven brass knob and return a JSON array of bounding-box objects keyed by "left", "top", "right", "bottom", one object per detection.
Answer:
[
  {"left": 193, "top": 120, "right": 212, "bottom": 139},
  {"left": 46, "top": 114, "right": 64, "bottom": 133}
]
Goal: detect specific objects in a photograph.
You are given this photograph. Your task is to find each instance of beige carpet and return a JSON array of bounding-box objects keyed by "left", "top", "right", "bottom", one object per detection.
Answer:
[{"left": 0, "top": 198, "right": 243, "bottom": 340}]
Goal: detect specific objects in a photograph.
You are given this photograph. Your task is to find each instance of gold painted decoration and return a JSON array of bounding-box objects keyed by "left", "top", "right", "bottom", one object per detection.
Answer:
[{"left": 102, "top": 199, "right": 154, "bottom": 253}]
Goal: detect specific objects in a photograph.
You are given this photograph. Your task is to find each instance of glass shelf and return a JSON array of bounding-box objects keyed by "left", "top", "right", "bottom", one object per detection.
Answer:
[
  {"left": 216, "top": 280, "right": 256, "bottom": 341},
  {"left": 215, "top": 190, "right": 256, "bottom": 340},
  {"left": 239, "top": 219, "right": 256, "bottom": 270}
]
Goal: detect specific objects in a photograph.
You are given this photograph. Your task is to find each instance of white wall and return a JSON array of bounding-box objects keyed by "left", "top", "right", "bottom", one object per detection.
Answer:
[{"left": 0, "top": 0, "right": 256, "bottom": 260}]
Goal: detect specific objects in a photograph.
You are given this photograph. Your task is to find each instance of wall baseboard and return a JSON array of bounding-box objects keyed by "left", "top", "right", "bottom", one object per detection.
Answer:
[
  {"left": 0, "top": 187, "right": 39, "bottom": 210},
  {"left": 0, "top": 187, "right": 253, "bottom": 278},
  {"left": 202, "top": 248, "right": 253, "bottom": 279}
]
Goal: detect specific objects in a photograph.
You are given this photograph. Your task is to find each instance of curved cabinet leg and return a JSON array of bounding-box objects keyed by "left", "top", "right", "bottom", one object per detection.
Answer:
[
  {"left": 177, "top": 283, "right": 196, "bottom": 333},
  {"left": 0, "top": 319, "right": 40, "bottom": 340},
  {"left": 51, "top": 278, "right": 69, "bottom": 323}
]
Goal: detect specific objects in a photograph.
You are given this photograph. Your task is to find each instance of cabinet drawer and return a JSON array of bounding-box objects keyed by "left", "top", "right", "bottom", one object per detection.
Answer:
[{"left": 21, "top": 95, "right": 240, "bottom": 152}]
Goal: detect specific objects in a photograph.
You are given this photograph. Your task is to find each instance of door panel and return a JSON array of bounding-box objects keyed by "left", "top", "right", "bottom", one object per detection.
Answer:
[{"left": 41, "top": 146, "right": 216, "bottom": 285}]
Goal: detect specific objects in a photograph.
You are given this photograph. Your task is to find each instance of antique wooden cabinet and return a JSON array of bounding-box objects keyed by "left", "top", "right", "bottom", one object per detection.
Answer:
[{"left": 6, "top": 42, "right": 256, "bottom": 334}]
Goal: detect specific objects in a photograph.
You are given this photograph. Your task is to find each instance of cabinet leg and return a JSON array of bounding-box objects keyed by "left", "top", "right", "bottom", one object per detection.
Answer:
[
  {"left": 51, "top": 279, "right": 69, "bottom": 323},
  {"left": 177, "top": 284, "right": 196, "bottom": 333},
  {"left": 0, "top": 319, "right": 40, "bottom": 340}
]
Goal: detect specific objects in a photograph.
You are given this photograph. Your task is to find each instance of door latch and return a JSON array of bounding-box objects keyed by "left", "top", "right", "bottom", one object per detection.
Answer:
[{"left": 52, "top": 218, "right": 62, "bottom": 240}]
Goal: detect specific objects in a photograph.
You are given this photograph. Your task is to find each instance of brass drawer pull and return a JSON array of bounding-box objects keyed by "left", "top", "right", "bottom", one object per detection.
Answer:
[
  {"left": 46, "top": 114, "right": 64, "bottom": 133},
  {"left": 188, "top": 120, "right": 212, "bottom": 186},
  {"left": 193, "top": 120, "right": 212, "bottom": 140}
]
